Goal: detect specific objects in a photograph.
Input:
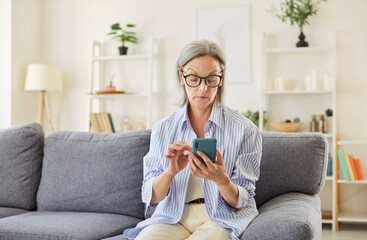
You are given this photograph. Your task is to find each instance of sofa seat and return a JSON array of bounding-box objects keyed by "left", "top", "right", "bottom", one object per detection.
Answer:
[
  {"left": 0, "top": 207, "right": 29, "bottom": 219},
  {"left": 241, "top": 192, "right": 321, "bottom": 240},
  {"left": 0, "top": 211, "right": 141, "bottom": 240}
]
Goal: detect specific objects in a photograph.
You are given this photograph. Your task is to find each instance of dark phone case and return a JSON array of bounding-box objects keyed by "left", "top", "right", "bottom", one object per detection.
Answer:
[{"left": 192, "top": 138, "right": 217, "bottom": 165}]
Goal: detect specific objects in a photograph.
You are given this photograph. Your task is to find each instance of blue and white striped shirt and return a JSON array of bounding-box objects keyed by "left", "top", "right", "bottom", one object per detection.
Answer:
[{"left": 123, "top": 101, "right": 262, "bottom": 240}]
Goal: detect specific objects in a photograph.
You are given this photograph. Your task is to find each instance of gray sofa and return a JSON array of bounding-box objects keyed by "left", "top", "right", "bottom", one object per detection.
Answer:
[{"left": 0, "top": 122, "right": 327, "bottom": 240}]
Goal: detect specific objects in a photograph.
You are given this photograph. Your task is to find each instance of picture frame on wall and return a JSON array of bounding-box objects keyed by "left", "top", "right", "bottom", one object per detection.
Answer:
[{"left": 197, "top": 6, "right": 252, "bottom": 83}]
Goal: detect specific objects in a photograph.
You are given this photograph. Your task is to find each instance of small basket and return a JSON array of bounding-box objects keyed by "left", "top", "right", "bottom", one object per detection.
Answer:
[{"left": 269, "top": 122, "right": 303, "bottom": 132}]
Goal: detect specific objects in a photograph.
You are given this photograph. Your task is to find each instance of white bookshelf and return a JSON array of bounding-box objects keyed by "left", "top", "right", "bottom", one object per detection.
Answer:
[
  {"left": 262, "top": 90, "right": 333, "bottom": 95},
  {"left": 87, "top": 39, "right": 161, "bottom": 131},
  {"left": 260, "top": 32, "right": 337, "bottom": 230},
  {"left": 322, "top": 219, "right": 333, "bottom": 224},
  {"left": 335, "top": 140, "right": 367, "bottom": 229},
  {"left": 325, "top": 176, "right": 334, "bottom": 181},
  {"left": 91, "top": 54, "right": 150, "bottom": 61},
  {"left": 263, "top": 46, "right": 333, "bottom": 54},
  {"left": 337, "top": 180, "right": 367, "bottom": 184},
  {"left": 338, "top": 212, "right": 367, "bottom": 223}
]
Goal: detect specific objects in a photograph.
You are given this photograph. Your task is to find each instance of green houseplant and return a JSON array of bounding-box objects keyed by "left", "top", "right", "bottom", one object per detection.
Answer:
[
  {"left": 242, "top": 110, "right": 267, "bottom": 129},
  {"left": 108, "top": 23, "right": 137, "bottom": 55},
  {"left": 270, "top": 0, "right": 327, "bottom": 47}
]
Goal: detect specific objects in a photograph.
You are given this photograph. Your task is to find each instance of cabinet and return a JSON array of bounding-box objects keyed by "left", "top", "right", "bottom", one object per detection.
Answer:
[
  {"left": 335, "top": 140, "right": 367, "bottom": 230},
  {"left": 259, "top": 33, "right": 337, "bottom": 230},
  {"left": 87, "top": 39, "right": 160, "bottom": 131}
]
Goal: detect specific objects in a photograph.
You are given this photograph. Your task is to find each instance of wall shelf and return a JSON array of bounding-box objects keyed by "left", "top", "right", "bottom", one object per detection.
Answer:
[
  {"left": 87, "top": 92, "right": 154, "bottom": 98},
  {"left": 337, "top": 141, "right": 367, "bottom": 145},
  {"left": 263, "top": 47, "right": 333, "bottom": 54},
  {"left": 260, "top": 32, "right": 337, "bottom": 231},
  {"left": 338, "top": 212, "right": 367, "bottom": 223},
  {"left": 335, "top": 138, "right": 367, "bottom": 230},
  {"left": 92, "top": 54, "right": 151, "bottom": 61},
  {"left": 262, "top": 90, "right": 334, "bottom": 95},
  {"left": 337, "top": 180, "right": 367, "bottom": 184},
  {"left": 87, "top": 39, "right": 161, "bottom": 131}
]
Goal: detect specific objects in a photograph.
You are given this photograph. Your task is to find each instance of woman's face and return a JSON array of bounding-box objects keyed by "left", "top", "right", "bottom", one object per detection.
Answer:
[{"left": 178, "top": 55, "right": 222, "bottom": 111}]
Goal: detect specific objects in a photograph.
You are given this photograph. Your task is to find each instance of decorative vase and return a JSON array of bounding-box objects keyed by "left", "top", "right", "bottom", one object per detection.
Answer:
[
  {"left": 296, "top": 32, "right": 309, "bottom": 48},
  {"left": 119, "top": 46, "right": 128, "bottom": 55}
]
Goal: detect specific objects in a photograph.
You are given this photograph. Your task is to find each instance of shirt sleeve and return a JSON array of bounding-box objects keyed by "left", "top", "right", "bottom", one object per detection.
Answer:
[
  {"left": 141, "top": 124, "right": 166, "bottom": 217},
  {"left": 230, "top": 125, "right": 262, "bottom": 210}
]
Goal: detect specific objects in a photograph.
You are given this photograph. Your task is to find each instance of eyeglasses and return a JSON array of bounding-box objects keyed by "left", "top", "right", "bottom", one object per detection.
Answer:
[{"left": 180, "top": 69, "right": 223, "bottom": 88}]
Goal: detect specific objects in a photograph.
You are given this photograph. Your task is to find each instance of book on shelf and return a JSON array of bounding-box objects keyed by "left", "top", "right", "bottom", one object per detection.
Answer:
[
  {"left": 337, "top": 149, "right": 350, "bottom": 180},
  {"left": 344, "top": 152, "right": 356, "bottom": 181},
  {"left": 326, "top": 153, "right": 333, "bottom": 176},
  {"left": 89, "top": 113, "right": 99, "bottom": 132},
  {"left": 96, "top": 114, "right": 105, "bottom": 132},
  {"left": 348, "top": 155, "right": 359, "bottom": 180},
  {"left": 354, "top": 158, "right": 365, "bottom": 180},
  {"left": 107, "top": 113, "right": 115, "bottom": 133},
  {"left": 90, "top": 113, "right": 115, "bottom": 133},
  {"left": 322, "top": 210, "right": 332, "bottom": 220}
]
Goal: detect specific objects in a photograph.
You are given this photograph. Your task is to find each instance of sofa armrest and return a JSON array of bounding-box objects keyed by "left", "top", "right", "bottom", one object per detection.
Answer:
[
  {"left": 241, "top": 192, "right": 321, "bottom": 240},
  {"left": 256, "top": 132, "right": 328, "bottom": 207}
]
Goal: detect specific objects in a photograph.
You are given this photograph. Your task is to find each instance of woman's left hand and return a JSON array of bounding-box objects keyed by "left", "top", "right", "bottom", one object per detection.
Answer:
[{"left": 188, "top": 149, "right": 230, "bottom": 186}]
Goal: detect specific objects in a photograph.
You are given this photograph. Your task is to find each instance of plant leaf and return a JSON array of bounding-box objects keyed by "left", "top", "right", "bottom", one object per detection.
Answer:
[{"left": 110, "top": 23, "right": 121, "bottom": 30}]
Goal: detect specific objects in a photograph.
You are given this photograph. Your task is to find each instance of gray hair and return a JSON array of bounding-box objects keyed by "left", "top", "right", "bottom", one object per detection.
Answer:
[{"left": 176, "top": 39, "right": 226, "bottom": 106}]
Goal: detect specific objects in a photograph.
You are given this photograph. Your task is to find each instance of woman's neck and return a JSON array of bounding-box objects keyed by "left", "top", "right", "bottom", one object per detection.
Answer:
[{"left": 188, "top": 103, "right": 214, "bottom": 138}]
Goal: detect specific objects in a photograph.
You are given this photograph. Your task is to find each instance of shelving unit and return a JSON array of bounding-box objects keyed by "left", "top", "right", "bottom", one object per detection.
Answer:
[
  {"left": 260, "top": 33, "right": 337, "bottom": 230},
  {"left": 87, "top": 39, "right": 161, "bottom": 131},
  {"left": 335, "top": 140, "right": 367, "bottom": 230}
]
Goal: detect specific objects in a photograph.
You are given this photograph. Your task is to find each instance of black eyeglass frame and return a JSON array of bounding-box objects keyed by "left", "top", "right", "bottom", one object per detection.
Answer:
[{"left": 180, "top": 69, "right": 223, "bottom": 88}]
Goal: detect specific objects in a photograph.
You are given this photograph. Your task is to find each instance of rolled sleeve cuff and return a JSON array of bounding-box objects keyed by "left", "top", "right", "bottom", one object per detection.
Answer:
[
  {"left": 143, "top": 176, "right": 158, "bottom": 216},
  {"left": 235, "top": 185, "right": 249, "bottom": 209}
]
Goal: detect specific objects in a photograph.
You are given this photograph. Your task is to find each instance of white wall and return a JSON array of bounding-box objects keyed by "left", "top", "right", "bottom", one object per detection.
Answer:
[
  {"left": 6, "top": 0, "right": 367, "bottom": 141},
  {"left": 11, "top": 0, "right": 43, "bottom": 127},
  {"left": 0, "top": 0, "right": 12, "bottom": 128},
  {"left": 0, "top": 0, "right": 42, "bottom": 130}
]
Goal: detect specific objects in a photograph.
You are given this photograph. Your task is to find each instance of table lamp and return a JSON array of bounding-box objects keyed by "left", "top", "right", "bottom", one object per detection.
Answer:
[{"left": 24, "top": 64, "right": 63, "bottom": 133}]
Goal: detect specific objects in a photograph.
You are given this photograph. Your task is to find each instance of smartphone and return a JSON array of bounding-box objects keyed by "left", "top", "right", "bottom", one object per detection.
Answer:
[{"left": 192, "top": 138, "right": 217, "bottom": 166}]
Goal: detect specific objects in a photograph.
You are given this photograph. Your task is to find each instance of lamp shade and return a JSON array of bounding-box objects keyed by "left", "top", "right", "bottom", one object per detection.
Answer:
[{"left": 24, "top": 64, "right": 63, "bottom": 91}]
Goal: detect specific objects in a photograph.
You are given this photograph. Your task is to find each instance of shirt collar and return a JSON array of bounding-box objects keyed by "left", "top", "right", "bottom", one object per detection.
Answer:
[
  {"left": 179, "top": 101, "right": 224, "bottom": 131},
  {"left": 208, "top": 101, "right": 224, "bottom": 130}
]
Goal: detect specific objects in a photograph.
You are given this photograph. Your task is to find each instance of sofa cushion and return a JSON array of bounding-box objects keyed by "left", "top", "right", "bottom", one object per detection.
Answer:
[
  {"left": 0, "top": 122, "right": 44, "bottom": 210},
  {"left": 0, "top": 207, "right": 29, "bottom": 219},
  {"left": 255, "top": 132, "right": 328, "bottom": 207},
  {"left": 37, "top": 130, "right": 151, "bottom": 219},
  {"left": 0, "top": 211, "right": 141, "bottom": 240},
  {"left": 242, "top": 192, "right": 321, "bottom": 240}
]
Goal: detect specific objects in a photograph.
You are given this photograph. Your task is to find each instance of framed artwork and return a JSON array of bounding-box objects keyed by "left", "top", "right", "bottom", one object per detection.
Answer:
[{"left": 197, "top": 6, "right": 251, "bottom": 83}]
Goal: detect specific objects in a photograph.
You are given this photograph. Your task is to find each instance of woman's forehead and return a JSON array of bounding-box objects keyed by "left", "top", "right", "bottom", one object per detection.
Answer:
[{"left": 183, "top": 56, "right": 221, "bottom": 73}]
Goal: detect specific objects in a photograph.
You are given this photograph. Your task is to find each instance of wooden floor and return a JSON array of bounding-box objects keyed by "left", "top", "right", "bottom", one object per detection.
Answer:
[{"left": 322, "top": 224, "right": 367, "bottom": 239}]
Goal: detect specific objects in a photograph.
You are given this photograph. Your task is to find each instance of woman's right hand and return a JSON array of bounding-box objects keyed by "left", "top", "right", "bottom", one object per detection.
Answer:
[{"left": 163, "top": 141, "right": 192, "bottom": 177}]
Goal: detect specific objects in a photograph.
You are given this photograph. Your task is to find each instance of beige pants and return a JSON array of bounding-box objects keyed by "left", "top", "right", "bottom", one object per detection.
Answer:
[{"left": 135, "top": 203, "right": 230, "bottom": 240}]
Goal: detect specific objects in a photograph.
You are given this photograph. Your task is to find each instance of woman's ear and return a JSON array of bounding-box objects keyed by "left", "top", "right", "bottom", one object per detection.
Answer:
[
  {"left": 178, "top": 67, "right": 185, "bottom": 85},
  {"left": 219, "top": 68, "right": 225, "bottom": 86}
]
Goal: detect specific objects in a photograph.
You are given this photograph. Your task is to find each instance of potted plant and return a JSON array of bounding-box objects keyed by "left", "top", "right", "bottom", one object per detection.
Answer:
[
  {"left": 270, "top": 0, "right": 327, "bottom": 47},
  {"left": 107, "top": 23, "right": 137, "bottom": 55},
  {"left": 242, "top": 110, "right": 268, "bottom": 129}
]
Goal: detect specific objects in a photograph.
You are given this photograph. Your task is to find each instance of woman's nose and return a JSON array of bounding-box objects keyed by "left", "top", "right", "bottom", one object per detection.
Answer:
[{"left": 198, "top": 79, "right": 207, "bottom": 91}]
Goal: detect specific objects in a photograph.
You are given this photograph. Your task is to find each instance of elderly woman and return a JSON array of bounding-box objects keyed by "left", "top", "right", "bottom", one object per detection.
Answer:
[{"left": 123, "top": 39, "right": 262, "bottom": 240}]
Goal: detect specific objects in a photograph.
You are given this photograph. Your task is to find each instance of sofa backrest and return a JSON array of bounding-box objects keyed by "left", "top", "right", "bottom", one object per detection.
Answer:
[
  {"left": 0, "top": 122, "right": 44, "bottom": 210},
  {"left": 36, "top": 129, "right": 151, "bottom": 219},
  {"left": 35, "top": 129, "right": 327, "bottom": 216},
  {"left": 255, "top": 132, "right": 328, "bottom": 207}
]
